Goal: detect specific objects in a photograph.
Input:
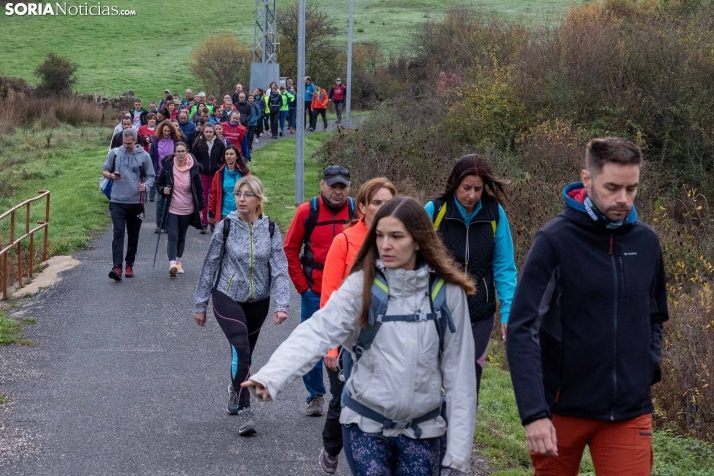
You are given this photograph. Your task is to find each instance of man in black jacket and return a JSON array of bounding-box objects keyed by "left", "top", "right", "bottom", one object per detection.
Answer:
[{"left": 507, "top": 137, "right": 668, "bottom": 475}]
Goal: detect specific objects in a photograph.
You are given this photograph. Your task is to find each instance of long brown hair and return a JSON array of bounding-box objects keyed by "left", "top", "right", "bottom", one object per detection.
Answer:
[
  {"left": 350, "top": 196, "right": 476, "bottom": 327},
  {"left": 156, "top": 119, "right": 181, "bottom": 142},
  {"left": 224, "top": 145, "right": 249, "bottom": 175},
  {"left": 438, "top": 154, "right": 510, "bottom": 204},
  {"left": 348, "top": 177, "right": 397, "bottom": 227}
]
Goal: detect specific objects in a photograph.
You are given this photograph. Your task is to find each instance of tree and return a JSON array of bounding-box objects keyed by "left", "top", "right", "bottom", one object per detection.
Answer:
[
  {"left": 34, "top": 52, "right": 78, "bottom": 96},
  {"left": 277, "top": 1, "right": 343, "bottom": 87},
  {"left": 190, "top": 36, "right": 252, "bottom": 98}
]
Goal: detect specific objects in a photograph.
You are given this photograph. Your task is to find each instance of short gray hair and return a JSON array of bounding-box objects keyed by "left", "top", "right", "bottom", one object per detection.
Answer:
[{"left": 122, "top": 128, "right": 138, "bottom": 141}]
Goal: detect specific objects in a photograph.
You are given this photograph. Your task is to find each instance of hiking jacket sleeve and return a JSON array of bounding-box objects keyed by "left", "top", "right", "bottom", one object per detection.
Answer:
[
  {"left": 506, "top": 230, "right": 559, "bottom": 425},
  {"left": 649, "top": 245, "right": 668, "bottom": 384},
  {"left": 283, "top": 203, "right": 310, "bottom": 294},
  {"left": 269, "top": 224, "right": 290, "bottom": 313},
  {"left": 194, "top": 221, "right": 227, "bottom": 313},
  {"left": 142, "top": 152, "right": 156, "bottom": 189},
  {"left": 208, "top": 171, "right": 221, "bottom": 220},
  {"left": 493, "top": 204, "right": 517, "bottom": 324},
  {"left": 440, "top": 284, "right": 477, "bottom": 472},
  {"left": 319, "top": 232, "right": 349, "bottom": 308}
]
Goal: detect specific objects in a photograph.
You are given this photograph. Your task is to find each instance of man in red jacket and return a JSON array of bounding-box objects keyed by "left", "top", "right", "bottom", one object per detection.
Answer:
[
  {"left": 221, "top": 113, "right": 246, "bottom": 150},
  {"left": 283, "top": 165, "right": 356, "bottom": 416},
  {"left": 328, "top": 78, "right": 347, "bottom": 124}
]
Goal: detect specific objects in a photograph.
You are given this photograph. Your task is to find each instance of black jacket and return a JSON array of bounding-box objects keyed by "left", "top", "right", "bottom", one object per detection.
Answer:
[
  {"left": 235, "top": 101, "right": 252, "bottom": 126},
  {"left": 433, "top": 194, "right": 499, "bottom": 322},
  {"left": 155, "top": 155, "right": 205, "bottom": 230},
  {"left": 129, "top": 107, "right": 148, "bottom": 126},
  {"left": 506, "top": 183, "right": 669, "bottom": 425},
  {"left": 191, "top": 138, "right": 226, "bottom": 178}
]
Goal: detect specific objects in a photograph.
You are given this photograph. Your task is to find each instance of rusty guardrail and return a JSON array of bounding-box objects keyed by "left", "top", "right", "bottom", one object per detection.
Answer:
[{"left": 0, "top": 190, "right": 50, "bottom": 299}]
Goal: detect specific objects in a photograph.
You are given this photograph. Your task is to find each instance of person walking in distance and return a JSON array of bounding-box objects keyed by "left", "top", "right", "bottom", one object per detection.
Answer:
[
  {"left": 328, "top": 78, "right": 347, "bottom": 125},
  {"left": 304, "top": 76, "right": 315, "bottom": 127},
  {"left": 194, "top": 176, "right": 290, "bottom": 436},
  {"left": 282, "top": 166, "right": 358, "bottom": 416},
  {"left": 102, "top": 128, "right": 155, "bottom": 281},
  {"left": 149, "top": 120, "right": 181, "bottom": 232},
  {"left": 192, "top": 123, "right": 226, "bottom": 234},
  {"left": 425, "top": 155, "right": 517, "bottom": 399},
  {"left": 243, "top": 197, "right": 477, "bottom": 475},
  {"left": 267, "top": 84, "right": 282, "bottom": 139},
  {"left": 310, "top": 86, "right": 329, "bottom": 132},
  {"left": 207, "top": 145, "right": 250, "bottom": 225},
  {"left": 247, "top": 95, "right": 261, "bottom": 153},
  {"left": 507, "top": 137, "right": 669, "bottom": 475},
  {"left": 155, "top": 142, "right": 204, "bottom": 277},
  {"left": 318, "top": 178, "right": 396, "bottom": 474}
]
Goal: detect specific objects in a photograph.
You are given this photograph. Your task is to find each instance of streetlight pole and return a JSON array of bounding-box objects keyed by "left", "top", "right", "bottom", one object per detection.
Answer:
[
  {"left": 345, "top": 0, "right": 353, "bottom": 128},
  {"left": 295, "top": 0, "right": 306, "bottom": 205}
]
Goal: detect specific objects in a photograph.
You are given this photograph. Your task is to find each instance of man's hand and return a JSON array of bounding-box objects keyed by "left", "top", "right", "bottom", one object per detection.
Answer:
[
  {"left": 324, "top": 355, "right": 339, "bottom": 371},
  {"left": 525, "top": 418, "right": 558, "bottom": 456},
  {"left": 194, "top": 312, "right": 206, "bottom": 327},
  {"left": 163, "top": 187, "right": 171, "bottom": 195},
  {"left": 139, "top": 182, "right": 146, "bottom": 192},
  {"left": 241, "top": 380, "right": 270, "bottom": 400},
  {"left": 274, "top": 311, "right": 288, "bottom": 325}
]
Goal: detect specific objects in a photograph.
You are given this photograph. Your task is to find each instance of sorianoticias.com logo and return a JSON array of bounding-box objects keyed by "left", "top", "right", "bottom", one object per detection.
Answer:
[{"left": 5, "top": 3, "right": 137, "bottom": 16}]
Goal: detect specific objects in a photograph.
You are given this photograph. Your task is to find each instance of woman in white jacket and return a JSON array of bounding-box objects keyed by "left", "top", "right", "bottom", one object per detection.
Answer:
[{"left": 243, "top": 197, "right": 477, "bottom": 475}]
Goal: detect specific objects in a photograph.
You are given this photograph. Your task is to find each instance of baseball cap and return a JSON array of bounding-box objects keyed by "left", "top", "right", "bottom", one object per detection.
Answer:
[
  {"left": 336, "top": 78, "right": 342, "bottom": 81},
  {"left": 323, "top": 165, "right": 351, "bottom": 186},
  {"left": 164, "top": 89, "right": 170, "bottom": 93}
]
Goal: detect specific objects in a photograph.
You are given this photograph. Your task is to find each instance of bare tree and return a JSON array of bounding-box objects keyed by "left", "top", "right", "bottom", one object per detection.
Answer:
[{"left": 190, "top": 36, "right": 252, "bottom": 98}]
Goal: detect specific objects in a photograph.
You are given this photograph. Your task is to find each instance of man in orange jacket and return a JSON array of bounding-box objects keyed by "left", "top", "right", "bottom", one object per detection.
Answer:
[
  {"left": 283, "top": 166, "right": 357, "bottom": 417},
  {"left": 309, "top": 85, "right": 329, "bottom": 131}
]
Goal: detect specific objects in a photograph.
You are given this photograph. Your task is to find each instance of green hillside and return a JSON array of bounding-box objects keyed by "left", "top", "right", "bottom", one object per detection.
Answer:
[{"left": 0, "top": 0, "right": 579, "bottom": 100}]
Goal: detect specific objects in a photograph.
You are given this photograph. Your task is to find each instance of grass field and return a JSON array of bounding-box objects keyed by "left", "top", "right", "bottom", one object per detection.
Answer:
[{"left": 0, "top": 0, "right": 581, "bottom": 100}]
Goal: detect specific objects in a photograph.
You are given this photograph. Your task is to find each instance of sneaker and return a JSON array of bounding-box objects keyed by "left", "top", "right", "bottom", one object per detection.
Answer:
[
  {"left": 108, "top": 266, "right": 122, "bottom": 281},
  {"left": 227, "top": 384, "right": 239, "bottom": 415},
  {"left": 154, "top": 227, "right": 161, "bottom": 234},
  {"left": 319, "top": 448, "right": 338, "bottom": 474},
  {"left": 200, "top": 225, "right": 208, "bottom": 234},
  {"left": 306, "top": 395, "right": 324, "bottom": 417},
  {"left": 308, "top": 127, "right": 314, "bottom": 132},
  {"left": 236, "top": 407, "right": 256, "bottom": 436},
  {"left": 279, "top": 131, "right": 283, "bottom": 137},
  {"left": 124, "top": 265, "right": 135, "bottom": 278},
  {"left": 169, "top": 261, "right": 178, "bottom": 278},
  {"left": 210, "top": 223, "right": 216, "bottom": 233},
  {"left": 176, "top": 262, "right": 184, "bottom": 274},
  {"left": 254, "top": 137, "right": 259, "bottom": 143},
  {"left": 149, "top": 197, "right": 155, "bottom": 202}
]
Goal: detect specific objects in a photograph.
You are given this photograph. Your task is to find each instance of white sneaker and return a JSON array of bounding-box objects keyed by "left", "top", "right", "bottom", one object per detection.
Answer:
[
  {"left": 177, "top": 261, "right": 184, "bottom": 274},
  {"left": 169, "top": 261, "right": 178, "bottom": 278}
]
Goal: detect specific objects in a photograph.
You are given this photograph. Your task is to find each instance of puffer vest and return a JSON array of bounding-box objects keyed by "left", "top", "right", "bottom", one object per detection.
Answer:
[{"left": 433, "top": 195, "right": 499, "bottom": 322}]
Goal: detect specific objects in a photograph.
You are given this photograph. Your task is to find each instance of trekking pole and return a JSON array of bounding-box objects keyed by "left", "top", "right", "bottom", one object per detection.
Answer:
[{"left": 153, "top": 195, "right": 169, "bottom": 268}]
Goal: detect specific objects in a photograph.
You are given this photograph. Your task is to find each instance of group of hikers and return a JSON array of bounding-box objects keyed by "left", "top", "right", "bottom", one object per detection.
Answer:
[{"left": 103, "top": 114, "right": 668, "bottom": 475}]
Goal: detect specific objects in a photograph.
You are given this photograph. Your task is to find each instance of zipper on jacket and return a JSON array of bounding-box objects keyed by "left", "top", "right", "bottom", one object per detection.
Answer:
[
  {"left": 249, "top": 222, "right": 255, "bottom": 299},
  {"left": 618, "top": 256, "right": 627, "bottom": 298},
  {"left": 227, "top": 273, "right": 235, "bottom": 292},
  {"left": 609, "top": 234, "right": 618, "bottom": 420},
  {"left": 464, "top": 225, "right": 471, "bottom": 272}
]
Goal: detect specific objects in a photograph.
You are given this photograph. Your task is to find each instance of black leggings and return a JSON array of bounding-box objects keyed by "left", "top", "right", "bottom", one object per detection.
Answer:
[
  {"left": 269, "top": 110, "right": 280, "bottom": 137},
  {"left": 310, "top": 108, "right": 327, "bottom": 129},
  {"left": 211, "top": 290, "right": 270, "bottom": 408},
  {"left": 323, "top": 363, "right": 344, "bottom": 457},
  {"left": 166, "top": 212, "right": 192, "bottom": 261}
]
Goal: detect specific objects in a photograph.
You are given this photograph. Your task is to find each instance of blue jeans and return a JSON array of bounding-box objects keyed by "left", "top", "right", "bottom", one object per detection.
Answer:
[
  {"left": 301, "top": 289, "right": 325, "bottom": 402},
  {"left": 279, "top": 110, "right": 288, "bottom": 132},
  {"left": 287, "top": 108, "right": 296, "bottom": 129},
  {"left": 343, "top": 424, "right": 441, "bottom": 476}
]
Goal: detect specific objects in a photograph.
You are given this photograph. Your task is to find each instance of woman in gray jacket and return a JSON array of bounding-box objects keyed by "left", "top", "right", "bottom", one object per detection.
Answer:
[
  {"left": 194, "top": 175, "right": 290, "bottom": 436},
  {"left": 242, "top": 197, "right": 477, "bottom": 475}
]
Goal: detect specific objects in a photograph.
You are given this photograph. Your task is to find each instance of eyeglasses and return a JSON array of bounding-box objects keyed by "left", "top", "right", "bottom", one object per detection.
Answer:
[{"left": 234, "top": 192, "right": 255, "bottom": 199}]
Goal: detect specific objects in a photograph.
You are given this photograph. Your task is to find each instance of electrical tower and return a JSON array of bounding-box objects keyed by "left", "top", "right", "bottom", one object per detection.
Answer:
[{"left": 250, "top": 0, "right": 280, "bottom": 92}]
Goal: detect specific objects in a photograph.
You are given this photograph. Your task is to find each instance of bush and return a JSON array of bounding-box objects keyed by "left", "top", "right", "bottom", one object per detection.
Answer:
[
  {"left": 34, "top": 52, "right": 78, "bottom": 96},
  {"left": 0, "top": 92, "right": 103, "bottom": 129},
  {"left": 189, "top": 35, "right": 252, "bottom": 98}
]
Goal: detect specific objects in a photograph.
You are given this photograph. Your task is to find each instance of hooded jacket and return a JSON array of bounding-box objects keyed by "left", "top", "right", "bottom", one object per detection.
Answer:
[
  {"left": 102, "top": 145, "right": 155, "bottom": 204},
  {"left": 311, "top": 90, "right": 328, "bottom": 110},
  {"left": 507, "top": 182, "right": 669, "bottom": 426},
  {"left": 235, "top": 101, "right": 252, "bottom": 127},
  {"left": 207, "top": 164, "right": 248, "bottom": 221},
  {"left": 191, "top": 136, "right": 226, "bottom": 178},
  {"left": 155, "top": 154, "right": 205, "bottom": 229},
  {"left": 194, "top": 214, "right": 290, "bottom": 313},
  {"left": 248, "top": 102, "right": 262, "bottom": 127},
  {"left": 249, "top": 260, "right": 476, "bottom": 473}
]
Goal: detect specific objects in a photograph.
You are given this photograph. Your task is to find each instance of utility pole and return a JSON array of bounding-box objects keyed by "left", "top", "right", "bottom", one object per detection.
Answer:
[
  {"left": 345, "top": 0, "right": 353, "bottom": 128},
  {"left": 295, "top": 0, "right": 306, "bottom": 205}
]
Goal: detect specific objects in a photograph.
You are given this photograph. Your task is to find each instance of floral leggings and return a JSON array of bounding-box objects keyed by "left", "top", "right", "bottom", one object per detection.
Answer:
[{"left": 342, "top": 424, "right": 441, "bottom": 476}]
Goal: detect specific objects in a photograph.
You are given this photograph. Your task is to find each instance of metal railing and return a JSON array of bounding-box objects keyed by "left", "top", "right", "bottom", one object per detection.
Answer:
[{"left": 0, "top": 191, "right": 50, "bottom": 299}]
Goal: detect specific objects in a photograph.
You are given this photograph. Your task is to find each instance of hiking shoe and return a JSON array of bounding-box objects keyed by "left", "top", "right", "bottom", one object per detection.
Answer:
[
  {"left": 169, "top": 262, "right": 178, "bottom": 278},
  {"left": 124, "top": 265, "right": 134, "bottom": 278},
  {"left": 236, "top": 407, "right": 256, "bottom": 436},
  {"left": 306, "top": 395, "right": 324, "bottom": 417},
  {"left": 227, "top": 384, "right": 239, "bottom": 415},
  {"left": 319, "top": 448, "right": 338, "bottom": 474},
  {"left": 279, "top": 131, "right": 283, "bottom": 137},
  {"left": 108, "top": 266, "right": 122, "bottom": 281},
  {"left": 176, "top": 262, "right": 184, "bottom": 274},
  {"left": 154, "top": 227, "right": 161, "bottom": 233},
  {"left": 200, "top": 225, "right": 208, "bottom": 234},
  {"left": 308, "top": 127, "right": 314, "bottom": 132},
  {"left": 210, "top": 223, "right": 216, "bottom": 233}
]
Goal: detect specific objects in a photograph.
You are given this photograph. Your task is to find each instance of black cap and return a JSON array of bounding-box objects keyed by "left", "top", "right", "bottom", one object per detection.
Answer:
[{"left": 323, "top": 165, "right": 351, "bottom": 186}]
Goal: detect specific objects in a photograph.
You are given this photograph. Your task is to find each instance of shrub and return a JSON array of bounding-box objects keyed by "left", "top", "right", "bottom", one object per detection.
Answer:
[
  {"left": 34, "top": 52, "right": 78, "bottom": 96},
  {"left": 189, "top": 36, "right": 252, "bottom": 98},
  {"left": 0, "top": 92, "right": 103, "bottom": 129}
]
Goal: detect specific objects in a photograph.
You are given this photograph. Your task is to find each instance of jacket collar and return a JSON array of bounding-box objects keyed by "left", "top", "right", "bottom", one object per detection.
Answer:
[{"left": 561, "top": 182, "right": 638, "bottom": 230}]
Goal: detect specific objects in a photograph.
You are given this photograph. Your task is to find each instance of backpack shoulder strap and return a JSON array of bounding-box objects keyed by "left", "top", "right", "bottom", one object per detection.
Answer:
[
  {"left": 347, "top": 197, "right": 358, "bottom": 220},
  {"left": 268, "top": 218, "right": 275, "bottom": 239},
  {"left": 433, "top": 199, "right": 447, "bottom": 231},
  {"left": 303, "top": 197, "right": 320, "bottom": 246},
  {"left": 353, "top": 269, "right": 389, "bottom": 362},
  {"left": 213, "top": 218, "right": 232, "bottom": 290},
  {"left": 487, "top": 199, "right": 500, "bottom": 237}
]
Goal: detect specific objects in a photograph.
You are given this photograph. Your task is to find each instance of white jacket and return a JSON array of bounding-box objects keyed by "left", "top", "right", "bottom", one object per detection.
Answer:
[{"left": 250, "top": 262, "right": 476, "bottom": 472}]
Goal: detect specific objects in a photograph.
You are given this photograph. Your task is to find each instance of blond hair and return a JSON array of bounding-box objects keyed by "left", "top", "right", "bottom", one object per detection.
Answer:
[{"left": 234, "top": 175, "right": 267, "bottom": 216}]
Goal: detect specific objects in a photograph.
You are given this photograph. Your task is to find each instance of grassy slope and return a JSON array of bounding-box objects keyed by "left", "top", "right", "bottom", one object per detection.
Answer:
[{"left": 0, "top": 0, "right": 580, "bottom": 100}]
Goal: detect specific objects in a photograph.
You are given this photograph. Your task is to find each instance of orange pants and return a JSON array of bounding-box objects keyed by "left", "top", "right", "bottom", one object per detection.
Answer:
[{"left": 530, "top": 413, "right": 653, "bottom": 476}]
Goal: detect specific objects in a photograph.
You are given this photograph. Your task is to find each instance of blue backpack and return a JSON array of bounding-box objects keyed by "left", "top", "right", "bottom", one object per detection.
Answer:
[{"left": 340, "top": 267, "right": 455, "bottom": 438}]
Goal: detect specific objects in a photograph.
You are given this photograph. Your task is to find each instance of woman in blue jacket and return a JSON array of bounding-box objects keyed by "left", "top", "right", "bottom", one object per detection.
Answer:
[{"left": 425, "top": 154, "right": 517, "bottom": 399}]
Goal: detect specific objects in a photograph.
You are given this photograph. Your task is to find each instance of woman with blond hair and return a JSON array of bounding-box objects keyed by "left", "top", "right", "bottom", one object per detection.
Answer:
[
  {"left": 318, "top": 177, "right": 396, "bottom": 473},
  {"left": 243, "top": 196, "right": 476, "bottom": 475},
  {"left": 194, "top": 175, "right": 290, "bottom": 437}
]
